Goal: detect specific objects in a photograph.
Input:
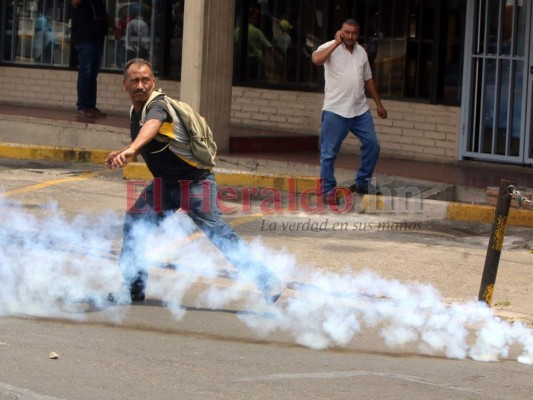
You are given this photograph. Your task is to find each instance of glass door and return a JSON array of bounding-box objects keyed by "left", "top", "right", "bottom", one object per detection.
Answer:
[{"left": 461, "top": 0, "right": 531, "bottom": 164}]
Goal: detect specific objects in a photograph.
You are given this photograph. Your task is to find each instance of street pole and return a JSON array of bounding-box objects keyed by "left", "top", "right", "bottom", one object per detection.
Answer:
[{"left": 478, "top": 179, "right": 514, "bottom": 306}]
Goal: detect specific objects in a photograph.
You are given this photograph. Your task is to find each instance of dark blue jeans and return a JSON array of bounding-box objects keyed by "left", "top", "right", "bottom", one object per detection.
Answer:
[
  {"left": 74, "top": 41, "right": 104, "bottom": 111},
  {"left": 320, "top": 110, "right": 380, "bottom": 195},
  {"left": 119, "top": 174, "right": 278, "bottom": 295}
]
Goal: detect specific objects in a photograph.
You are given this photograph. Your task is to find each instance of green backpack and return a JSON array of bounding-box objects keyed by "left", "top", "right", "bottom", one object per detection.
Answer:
[{"left": 138, "top": 89, "right": 218, "bottom": 169}]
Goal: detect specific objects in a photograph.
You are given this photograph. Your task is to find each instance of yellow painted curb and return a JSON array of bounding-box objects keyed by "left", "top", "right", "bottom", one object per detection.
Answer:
[
  {"left": 216, "top": 172, "right": 319, "bottom": 192},
  {"left": 0, "top": 142, "right": 109, "bottom": 164},
  {"left": 447, "top": 203, "right": 494, "bottom": 223},
  {"left": 359, "top": 195, "right": 387, "bottom": 213},
  {"left": 508, "top": 208, "right": 533, "bottom": 227},
  {"left": 123, "top": 163, "right": 533, "bottom": 227},
  {"left": 447, "top": 202, "right": 533, "bottom": 228},
  {"left": 123, "top": 162, "right": 321, "bottom": 192},
  {"left": 123, "top": 162, "right": 154, "bottom": 180},
  {"left": 6, "top": 144, "right": 530, "bottom": 228}
]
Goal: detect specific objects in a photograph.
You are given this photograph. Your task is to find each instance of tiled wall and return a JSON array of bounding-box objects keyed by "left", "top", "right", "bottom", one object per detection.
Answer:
[{"left": 0, "top": 66, "right": 460, "bottom": 163}]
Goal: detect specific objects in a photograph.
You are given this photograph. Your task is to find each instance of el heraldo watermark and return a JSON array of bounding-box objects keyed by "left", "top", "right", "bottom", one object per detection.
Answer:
[{"left": 125, "top": 178, "right": 424, "bottom": 214}]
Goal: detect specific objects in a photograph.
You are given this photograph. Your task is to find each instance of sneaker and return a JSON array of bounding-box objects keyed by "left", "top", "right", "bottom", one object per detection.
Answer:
[
  {"left": 91, "top": 107, "right": 107, "bottom": 118},
  {"left": 76, "top": 109, "right": 96, "bottom": 118},
  {"left": 263, "top": 281, "right": 286, "bottom": 304},
  {"left": 349, "top": 183, "right": 383, "bottom": 195}
]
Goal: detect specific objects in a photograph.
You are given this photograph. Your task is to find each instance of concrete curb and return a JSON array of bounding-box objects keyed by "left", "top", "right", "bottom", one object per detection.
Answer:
[
  {"left": 0, "top": 115, "right": 130, "bottom": 150},
  {"left": 124, "top": 162, "right": 321, "bottom": 192},
  {"left": 2, "top": 142, "right": 533, "bottom": 228},
  {"left": 0, "top": 142, "right": 109, "bottom": 164}
]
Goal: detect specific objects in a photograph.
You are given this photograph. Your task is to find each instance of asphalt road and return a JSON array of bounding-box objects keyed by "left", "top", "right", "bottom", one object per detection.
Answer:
[{"left": 1, "top": 159, "right": 532, "bottom": 399}]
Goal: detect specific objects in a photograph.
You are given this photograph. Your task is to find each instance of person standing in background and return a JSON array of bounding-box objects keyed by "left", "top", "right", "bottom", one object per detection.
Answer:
[
  {"left": 125, "top": 4, "right": 150, "bottom": 62},
  {"left": 234, "top": 7, "right": 272, "bottom": 80},
  {"left": 33, "top": 0, "right": 58, "bottom": 64},
  {"left": 312, "top": 18, "right": 387, "bottom": 203},
  {"left": 70, "top": 0, "right": 121, "bottom": 118}
]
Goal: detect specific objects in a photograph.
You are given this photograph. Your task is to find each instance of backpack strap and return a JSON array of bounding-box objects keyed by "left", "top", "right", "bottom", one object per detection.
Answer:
[{"left": 138, "top": 89, "right": 166, "bottom": 125}]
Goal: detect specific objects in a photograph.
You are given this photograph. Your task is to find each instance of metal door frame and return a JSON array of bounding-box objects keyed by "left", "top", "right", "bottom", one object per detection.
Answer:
[
  {"left": 460, "top": 0, "right": 532, "bottom": 164},
  {"left": 525, "top": 0, "right": 533, "bottom": 164}
]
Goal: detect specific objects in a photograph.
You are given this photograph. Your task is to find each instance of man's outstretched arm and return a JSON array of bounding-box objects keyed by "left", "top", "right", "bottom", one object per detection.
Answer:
[{"left": 106, "top": 119, "right": 162, "bottom": 169}]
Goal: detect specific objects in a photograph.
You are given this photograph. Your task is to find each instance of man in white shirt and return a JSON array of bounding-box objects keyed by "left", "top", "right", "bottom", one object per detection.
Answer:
[{"left": 312, "top": 18, "right": 387, "bottom": 201}]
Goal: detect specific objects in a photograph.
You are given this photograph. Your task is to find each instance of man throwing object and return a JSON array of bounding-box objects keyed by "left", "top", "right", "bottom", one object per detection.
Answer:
[{"left": 106, "top": 59, "right": 284, "bottom": 305}]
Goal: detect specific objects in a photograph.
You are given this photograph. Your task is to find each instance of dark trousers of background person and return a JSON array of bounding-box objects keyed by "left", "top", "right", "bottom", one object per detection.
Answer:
[{"left": 74, "top": 40, "right": 104, "bottom": 112}]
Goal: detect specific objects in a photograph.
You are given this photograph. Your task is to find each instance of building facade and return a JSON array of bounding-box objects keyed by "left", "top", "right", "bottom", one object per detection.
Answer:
[{"left": 0, "top": 0, "right": 531, "bottom": 166}]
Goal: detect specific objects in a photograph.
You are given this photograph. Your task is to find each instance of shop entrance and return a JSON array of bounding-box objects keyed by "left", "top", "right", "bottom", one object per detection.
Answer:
[{"left": 461, "top": 0, "right": 533, "bottom": 165}]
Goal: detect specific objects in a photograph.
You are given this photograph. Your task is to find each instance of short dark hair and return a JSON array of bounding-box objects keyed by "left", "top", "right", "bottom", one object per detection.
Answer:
[
  {"left": 123, "top": 58, "right": 152, "bottom": 79},
  {"left": 343, "top": 18, "right": 360, "bottom": 27}
]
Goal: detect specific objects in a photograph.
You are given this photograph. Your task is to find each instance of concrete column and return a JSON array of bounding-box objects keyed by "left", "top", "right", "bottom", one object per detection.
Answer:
[{"left": 180, "top": 0, "right": 236, "bottom": 154}]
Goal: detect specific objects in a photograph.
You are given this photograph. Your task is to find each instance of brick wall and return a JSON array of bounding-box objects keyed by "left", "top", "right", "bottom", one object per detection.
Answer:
[
  {"left": 0, "top": 66, "right": 460, "bottom": 163},
  {"left": 368, "top": 100, "right": 459, "bottom": 163},
  {"left": 0, "top": 66, "right": 181, "bottom": 114},
  {"left": 231, "top": 86, "right": 460, "bottom": 163},
  {"left": 230, "top": 86, "right": 323, "bottom": 135}
]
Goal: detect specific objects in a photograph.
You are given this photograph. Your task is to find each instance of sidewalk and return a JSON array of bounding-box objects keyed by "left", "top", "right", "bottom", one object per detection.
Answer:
[{"left": 1, "top": 104, "right": 533, "bottom": 226}]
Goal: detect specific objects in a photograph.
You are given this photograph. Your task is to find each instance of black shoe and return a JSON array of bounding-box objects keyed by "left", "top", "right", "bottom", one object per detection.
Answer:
[
  {"left": 130, "top": 291, "right": 145, "bottom": 302},
  {"left": 349, "top": 183, "right": 383, "bottom": 195},
  {"left": 76, "top": 109, "right": 96, "bottom": 118},
  {"left": 129, "top": 277, "right": 146, "bottom": 301},
  {"left": 91, "top": 107, "right": 107, "bottom": 118}
]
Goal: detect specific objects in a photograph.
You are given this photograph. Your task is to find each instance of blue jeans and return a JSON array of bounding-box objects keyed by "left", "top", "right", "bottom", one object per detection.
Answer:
[
  {"left": 119, "top": 174, "right": 277, "bottom": 295},
  {"left": 320, "top": 110, "right": 380, "bottom": 195},
  {"left": 74, "top": 41, "right": 104, "bottom": 111}
]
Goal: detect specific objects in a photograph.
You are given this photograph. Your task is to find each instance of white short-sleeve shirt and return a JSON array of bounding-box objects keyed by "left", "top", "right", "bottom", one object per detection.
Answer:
[{"left": 317, "top": 40, "right": 373, "bottom": 118}]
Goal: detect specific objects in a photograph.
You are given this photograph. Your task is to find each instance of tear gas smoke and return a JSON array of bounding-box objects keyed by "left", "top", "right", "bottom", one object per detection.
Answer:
[
  {"left": 0, "top": 194, "right": 531, "bottom": 365},
  {"left": 0, "top": 196, "right": 124, "bottom": 319}
]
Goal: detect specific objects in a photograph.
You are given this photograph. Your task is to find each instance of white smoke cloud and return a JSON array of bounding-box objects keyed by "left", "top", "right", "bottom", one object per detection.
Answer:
[
  {"left": 0, "top": 196, "right": 124, "bottom": 319},
  {"left": 0, "top": 193, "right": 531, "bottom": 365}
]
